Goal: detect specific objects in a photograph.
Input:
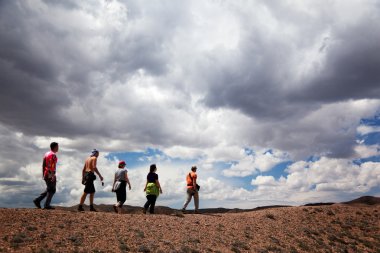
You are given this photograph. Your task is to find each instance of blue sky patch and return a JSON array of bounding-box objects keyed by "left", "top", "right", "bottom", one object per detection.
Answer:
[
  {"left": 353, "top": 155, "right": 380, "bottom": 165},
  {"left": 260, "top": 161, "right": 293, "bottom": 180},
  {"left": 359, "top": 132, "right": 380, "bottom": 146},
  {"left": 360, "top": 113, "right": 380, "bottom": 126}
]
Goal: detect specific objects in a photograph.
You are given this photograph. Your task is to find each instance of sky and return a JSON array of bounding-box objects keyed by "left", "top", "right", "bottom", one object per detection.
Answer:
[{"left": 0, "top": 0, "right": 379, "bottom": 209}]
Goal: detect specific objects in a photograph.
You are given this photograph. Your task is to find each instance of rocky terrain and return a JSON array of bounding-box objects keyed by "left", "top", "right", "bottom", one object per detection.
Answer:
[{"left": 0, "top": 197, "right": 379, "bottom": 253}]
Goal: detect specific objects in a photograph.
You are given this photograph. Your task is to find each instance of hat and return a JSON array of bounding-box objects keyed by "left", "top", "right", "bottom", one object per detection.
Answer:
[
  {"left": 91, "top": 149, "right": 99, "bottom": 156},
  {"left": 118, "top": 160, "right": 126, "bottom": 166}
]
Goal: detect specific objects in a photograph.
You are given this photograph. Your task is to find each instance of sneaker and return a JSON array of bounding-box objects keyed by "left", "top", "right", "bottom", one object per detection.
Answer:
[
  {"left": 78, "top": 205, "right": 84, "bottom": 212},
  {"left": 90, "top": 206, "right": 97, "bottom": 212},
  {"left": 142, "top": 208, "right": 147, "bottom": 214},
  {"left": 44, "top": 206, "right": 55, "bottom": 210},
  {"left": 33, "top": 199, "right": 41, "bottom": 209},
  {"left": 194, "top": 210, "right": 200, "bottom": 214},
  {"left": 181, "top": 208, "right": 186, "bottom": 214},
  {"left": 113, "top": 205, "right": 118, "bottom": 213}
]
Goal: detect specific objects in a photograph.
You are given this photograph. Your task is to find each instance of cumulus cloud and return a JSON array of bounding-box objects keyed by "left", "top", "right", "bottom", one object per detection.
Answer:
[
  {"left": 354, "top": 144, "right": 380, "bottom": 158},
  {"left": 1, "top": 0, "right": 379, "bottom": 156},
  {"left": 0, "top": 0, "right": 379, "bottom": 208},
  {"left": 250, "top": 157, "right": 380, "bottom": 203},
  {"left": 251, "top": 176, "right": 279, "bottom": 187},
  {"left": 222, "top": 149, "right": 289, "bottom": 177},
  {"left": 357, "top": 125, "right": 380, "bottom": 136}
]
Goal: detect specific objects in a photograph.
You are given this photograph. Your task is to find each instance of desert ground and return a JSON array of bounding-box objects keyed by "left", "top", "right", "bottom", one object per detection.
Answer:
[{"left": 0, "top": 202, "right": 379, "bottom": 253}]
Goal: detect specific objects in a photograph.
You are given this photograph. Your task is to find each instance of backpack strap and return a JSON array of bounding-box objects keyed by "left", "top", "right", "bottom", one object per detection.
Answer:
[{"left": 187, "top": 172, "right": 194, "bottom": 187}]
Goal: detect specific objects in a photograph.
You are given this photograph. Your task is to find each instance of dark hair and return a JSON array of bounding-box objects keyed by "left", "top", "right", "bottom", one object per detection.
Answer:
[
  {"left": 191, "top": 166, "right": 197, "bottom": 172},
  {"left": 150, "top": 164, "right": 157, "bottom": 173},
  {"left": 50, "top": 142, "right": 58, "bottom": 150}
]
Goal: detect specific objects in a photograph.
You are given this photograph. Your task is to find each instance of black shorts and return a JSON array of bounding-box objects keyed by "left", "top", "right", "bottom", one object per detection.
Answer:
[
  {"left": 116, "top": 181, "right": 126, "bottom": 207},
  {"left": 84, "top": 180, "right": 95, "bottom": 193}
]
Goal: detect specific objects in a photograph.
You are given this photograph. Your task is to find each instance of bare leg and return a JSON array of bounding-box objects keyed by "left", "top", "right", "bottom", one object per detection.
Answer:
[
  {"left": 80, "top": 192, "right": 87, "bottom": 205},
  {"left": 89, "top": 193, "right": 95, "bottom": 205}
]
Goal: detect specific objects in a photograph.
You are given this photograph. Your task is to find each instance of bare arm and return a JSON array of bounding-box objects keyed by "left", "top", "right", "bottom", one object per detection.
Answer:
[
  {"left": 42, "top": 158, "right": 46, "bottom": 178},
  {"left": 82, "top": 164, "right": 86, "bottom": 179},
  {"left": 143, "top": 181, "right": 148, "bottom": 191},
  {"left": 156, "top": 179, "right": 163, "bottom": 194},
  {"left": 94, "top": 167, "right": 103, "bottom": 181},
  {"left": 125, "top": 173, "right": 131, "bottom": 190},
  {"left": 92, "top": 157, "right": 103, "bottom": 181}
]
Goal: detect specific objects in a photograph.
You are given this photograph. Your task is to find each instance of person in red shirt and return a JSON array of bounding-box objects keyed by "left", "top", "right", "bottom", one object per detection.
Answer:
[
  {"left": 33, "top": 142, "right": 59, "bottom": 210},
  {"left": 182, "top": 166, "right": 199, "bottom": 213}
]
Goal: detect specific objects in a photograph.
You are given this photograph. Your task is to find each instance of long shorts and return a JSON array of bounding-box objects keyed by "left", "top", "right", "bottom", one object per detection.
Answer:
[
  {"left": 84, "top": 180, "right": 95, "bottom": 193},
  {"left": 116, "top": 181, "right": 127, "bottom": 207}
]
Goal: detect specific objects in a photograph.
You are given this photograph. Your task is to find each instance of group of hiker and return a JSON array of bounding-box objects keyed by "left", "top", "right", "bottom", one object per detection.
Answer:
[{"left": 33, "top": 142, "right": 200, "bottom": 214}]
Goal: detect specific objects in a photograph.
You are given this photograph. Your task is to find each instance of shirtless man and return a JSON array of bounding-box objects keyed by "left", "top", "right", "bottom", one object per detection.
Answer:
[{"left": 78, "top": 149, "right": 104, "bottom": 212}]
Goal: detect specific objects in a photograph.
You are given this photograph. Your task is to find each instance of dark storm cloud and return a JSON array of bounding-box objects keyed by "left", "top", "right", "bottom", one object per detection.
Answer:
[
  {"left": 0, "top": 0, "right": 191, "bottom": 139},
  {"left": 0, "top": 125, "right": 42, "bottom": 178},
  {"left": 41, "top": 0, "right": 79, "bottom": 10},
  {"left": 197, "top": 1, "right": 380, "bottom": 158},
  {"left": 203, "top": 2, "right": 380, "bottom": 119},
  {"left": 106, "top": 0, "right": 191, "bottom": 81},
  {"left": 0, "top": 0, "right": 379, "bottom": 159},
  {"left": 0, "top": 189, "right": 38, "bottom": 208},
  {"left": 0, "top": 60, "right": 74, "bottom": 136},
  {"left": 201, "top": 48, "right": 304, "bottom": 120},
  {"left": 0, "top": 179, "right": 34, "bottom": 187},
  {"left": 0, "top": 1, "right": 75, "bottom": 136},
  {"left": 200, "top": 8, "right": 313, "bottom": 120},
  {"left": 293, "top": 22, "right": 380, "bottom": 102}
]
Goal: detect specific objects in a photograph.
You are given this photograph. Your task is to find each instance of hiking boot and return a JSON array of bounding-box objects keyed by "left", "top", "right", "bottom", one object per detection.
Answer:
[
  {"left": 78, "top": 205, "right": 84, "bottom": 212},
  {"left": 113, "top": 205, "right": 118, "bottom": 213},
  {"left": 90, "top": 205, "right": 97, "bottom": 212},
  {"left": 33, "top": 199, "right": 41, "bottom": 209},
  {"left": 44, "top": 206, "right": 55, "bottom": 210}
]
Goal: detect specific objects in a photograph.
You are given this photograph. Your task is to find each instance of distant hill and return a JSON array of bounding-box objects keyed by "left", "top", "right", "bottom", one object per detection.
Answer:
[
  {"left": 343, "top": 196, "right": 380, "bottom": 205},
  {"left": 303, "top": 202, "right": 335, "bottom": 206},
  {"left": 56, "top": 204, "right": 292, "bottom": 214},
  {"left": 53, "top": 196, "right": 379, "bottom": 214}
]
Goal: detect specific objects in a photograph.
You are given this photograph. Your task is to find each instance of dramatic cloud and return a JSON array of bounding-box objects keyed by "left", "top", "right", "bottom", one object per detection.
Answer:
[
  {"left": 0, "top": 0, "right": 379, "bottom": 208},
  {"left": 250, "top": 158, "right": 380, "bottom": 203}
]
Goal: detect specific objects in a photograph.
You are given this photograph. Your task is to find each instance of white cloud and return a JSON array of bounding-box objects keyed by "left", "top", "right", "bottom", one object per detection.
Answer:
[
  {"left": 357, "top": 125, "right": 380, "bottom": 135},
  {"left": 251, "top": 176, "right": 278, "bottom": 187},
  {"left": 250, "top": 157, "right": 380, "bottom": 203},
  {"left": 223, "top": 149, "right": 289, "bottom": 177},
  {"left": 354, "top": 144, "right": 379, "bottom": 158}
]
